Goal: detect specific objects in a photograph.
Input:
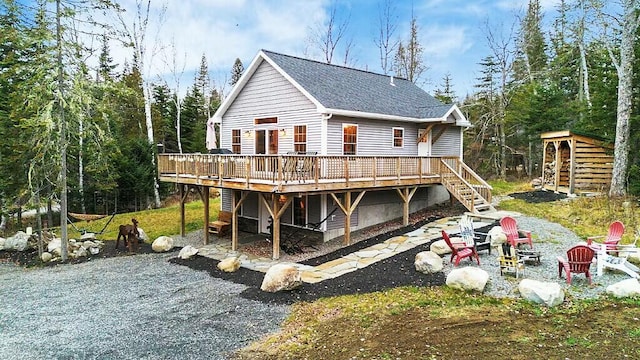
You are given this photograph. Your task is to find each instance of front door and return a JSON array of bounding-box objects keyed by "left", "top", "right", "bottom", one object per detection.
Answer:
[{"left": 417, "top": 128, "right": 431, "bottom": 156}]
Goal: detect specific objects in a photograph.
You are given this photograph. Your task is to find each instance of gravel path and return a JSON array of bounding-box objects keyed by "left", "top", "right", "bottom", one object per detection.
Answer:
[
  {"left": 0, "top": 214, "right": 634, "bottom": 359},
  {"left": 0, "top": 252, "right": 289, "bottom": 360}
]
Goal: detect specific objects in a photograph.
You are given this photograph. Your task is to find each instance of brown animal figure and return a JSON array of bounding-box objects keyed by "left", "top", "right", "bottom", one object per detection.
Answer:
[{"left": 116, "top": 218, "right": 139, "bottom": 252}]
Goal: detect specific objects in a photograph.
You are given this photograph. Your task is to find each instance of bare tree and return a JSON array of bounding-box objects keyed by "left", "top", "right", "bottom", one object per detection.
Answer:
[
  {"left": 307, "top": 3, "right": 354, "bottom": 65},
  {"left": 482, "top": 19, "right": 518, "bottom": 178},
  {"left": 374, "top": 0, "right": 398, "bottom": 74},
  {"left": 115, "top": 0, "right": 165, "bottom": 208},
  {"left": 394, "top": 15, "right": 427, "bottom": 83},
  {"left": 161, "top": 38, "right": 186, "bottom": 154}
]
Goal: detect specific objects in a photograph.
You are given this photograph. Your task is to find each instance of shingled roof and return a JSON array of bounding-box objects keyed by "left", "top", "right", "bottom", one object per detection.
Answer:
[
  {"left": 262, "top": 50, "right": 452, "bottom": 119},
  {"left": 214, "top": 50, "right": 467, "bottom": 124}
]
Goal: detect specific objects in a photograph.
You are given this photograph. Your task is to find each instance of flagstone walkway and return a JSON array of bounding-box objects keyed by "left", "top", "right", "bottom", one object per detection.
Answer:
[{"left": 195, "top": 211, "right": 519, "bottom": 284}]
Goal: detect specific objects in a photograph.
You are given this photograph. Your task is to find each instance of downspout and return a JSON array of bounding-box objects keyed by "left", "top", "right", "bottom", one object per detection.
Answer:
[{"left": 319, "top": 113, "right": 333, "bottom": 235}]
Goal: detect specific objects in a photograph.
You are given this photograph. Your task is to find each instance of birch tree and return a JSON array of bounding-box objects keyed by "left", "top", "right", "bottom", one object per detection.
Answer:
[
  {"left": 606, "top": 0, "right": 640, "bottom": 196},
  {"left": 374, "top": 0, "right": 398, "bottom": 75},
  {"left": 115, "top": 0, "right": 164, "bottom": 207}
]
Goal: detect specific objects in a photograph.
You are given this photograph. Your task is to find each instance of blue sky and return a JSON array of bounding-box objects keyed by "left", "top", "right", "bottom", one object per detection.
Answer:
[{"left": 111, "top": 0, "right": 564, "bottom": 99}]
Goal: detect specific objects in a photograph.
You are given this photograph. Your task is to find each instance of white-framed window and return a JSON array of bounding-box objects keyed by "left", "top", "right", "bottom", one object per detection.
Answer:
[
  {"left": 343, "top": 124, "right": 357, "bottom": 155},
  {"left": 392, "top": 127, "right": 404, "bottom": 148},
  {"left": 231, "top": 129, "right": 241, "bottom": 154},
  {"left": 294, "top": 125, "right": 307, "bottom": 153}
]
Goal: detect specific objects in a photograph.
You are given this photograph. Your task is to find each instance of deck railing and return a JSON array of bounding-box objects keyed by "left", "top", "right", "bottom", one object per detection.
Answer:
[{"left": 158, "top": 154, "right": 449, "bottom": 186}]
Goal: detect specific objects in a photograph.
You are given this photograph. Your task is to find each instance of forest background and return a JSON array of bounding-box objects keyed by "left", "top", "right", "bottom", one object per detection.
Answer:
[{"left": 0, "top": 0, "right": 638, "bottom": 232}]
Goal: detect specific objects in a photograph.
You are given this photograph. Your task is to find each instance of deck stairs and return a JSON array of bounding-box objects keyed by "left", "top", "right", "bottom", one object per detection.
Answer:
[{"left": 440, "top": 160, "right": 494, "bottom": 214}]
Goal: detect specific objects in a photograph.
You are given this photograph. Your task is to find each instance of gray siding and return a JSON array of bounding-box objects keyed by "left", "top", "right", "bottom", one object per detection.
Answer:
[
  {"left": 326, "top": 116, "right": 420, "bottom": 156},
  {"left": 430, "top": 125, "right": 462, "bottom": 157},
  {"left": 220, "top": 60, "right": 322, "bottom": 154}
]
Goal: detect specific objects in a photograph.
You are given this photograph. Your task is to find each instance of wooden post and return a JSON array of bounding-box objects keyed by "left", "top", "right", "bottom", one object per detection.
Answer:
[
  {"left": 396, "top": 187, "right": 418, "bottom": 226},
  {"left": 569, "top": 139, "right": 576, "bottom": 194},
  {"left": 554, "top": 141, "right": 561, "bottom": 192},
  {"left": 259, "top": 193, "right": 292, "bottom": 260},
  {"left": 203, "top": 186, "right": 210, "bottom": 245},
  {"left": 179, "top": 184, "right": 186, "bottom": 237},
  {"left": 329, "top": 191, "right": 367, "bottom": 245}
]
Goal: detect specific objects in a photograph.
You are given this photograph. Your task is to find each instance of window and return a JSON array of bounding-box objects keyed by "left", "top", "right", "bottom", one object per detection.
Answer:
[
  {"left": 393, "top": 127, "right": 404, "bottom": 148},
  {"left": 343, "top": 124, "right": 357, "bottom": 155},
  {"left": 231, "top": 129, "right": 241, "bottom": 154},
  {"left": 294, "top": 125, "right": 307, "bottom": 153},
  {"left": 254, "top": 117, "right": 277, "bottom": 124}
]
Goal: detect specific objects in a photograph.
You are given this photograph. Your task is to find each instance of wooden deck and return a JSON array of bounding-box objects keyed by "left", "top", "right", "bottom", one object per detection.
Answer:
[{"left": 158, "top": 154, "right": 479, "bottom": 194}]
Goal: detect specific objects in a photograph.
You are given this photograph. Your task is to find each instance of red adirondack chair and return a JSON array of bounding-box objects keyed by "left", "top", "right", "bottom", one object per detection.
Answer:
[
  {"left": 557, "top": 245, "right": 595, "bottom": 285},
  {"left": 587, "top": 221, "right": 625, "bottom": 255},
  {"left": 441, "top": 230, "right": 480, "bottom": 266},
  {"left": 500, "top": 216, "right": 533, "bottom": 249}
]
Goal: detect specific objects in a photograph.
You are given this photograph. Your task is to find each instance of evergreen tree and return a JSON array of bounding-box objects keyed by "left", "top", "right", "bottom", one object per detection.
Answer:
[
  {"left": 230, "top": 58, "right": 244, "bottom": 86},
  {"left": 433, "top": 73, "right": 456, "bottom": 103}
]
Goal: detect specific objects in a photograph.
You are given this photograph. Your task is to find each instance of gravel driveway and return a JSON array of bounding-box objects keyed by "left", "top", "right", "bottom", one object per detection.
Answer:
[{"left": 0, "top": 252, "right": 289, "bottom": 360}]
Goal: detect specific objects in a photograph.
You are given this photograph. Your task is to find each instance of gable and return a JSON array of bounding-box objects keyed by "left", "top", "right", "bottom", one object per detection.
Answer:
[{"left": 225, "top": 60, "right": 315, "bottom": 117}]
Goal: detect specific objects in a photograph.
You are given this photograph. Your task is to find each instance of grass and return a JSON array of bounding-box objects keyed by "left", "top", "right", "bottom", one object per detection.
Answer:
[{"left": 65, "top": 197, "right": 221, "bottom": 242}]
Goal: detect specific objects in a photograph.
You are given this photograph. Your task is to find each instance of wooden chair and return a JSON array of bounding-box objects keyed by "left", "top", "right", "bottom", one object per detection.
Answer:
[
  {"left": 557, "top": 245, "right": 595, "bottom": 285},
  {"left": 209, "top": 211, "right": 232, "bottom": 236},
  {"left": 497, "top": 243, "right": 525, "bottom": 278},
  {"left": 441, "top": 230, "right": 480, "bottom": 266},
  {"left": 500, "top": 216, "right": 533, "bottom": 249},
  {"left": 459, "top": 215, "right": 491, "bottom": 254},
  {"left": 587, "top": 221, "right": 624, "bottom": 255}
]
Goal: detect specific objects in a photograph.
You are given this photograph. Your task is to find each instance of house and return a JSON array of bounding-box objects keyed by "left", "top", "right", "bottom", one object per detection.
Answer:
[
  {"left": 540, "top": 130, "right": 614, "bottom": 194},
  {"left": 158, "top": 50, "right": 492, "bottom": 259}
]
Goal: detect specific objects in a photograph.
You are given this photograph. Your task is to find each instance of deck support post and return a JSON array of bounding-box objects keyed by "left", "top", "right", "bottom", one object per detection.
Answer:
[
  {"left": 330, "top": 190, "right": 366, "bottom": 245},
  {"left": 203, "top": 186, "right": 210, "bottom": 244},
  {"left": 231, "top": 191, "right": 250, "bottom": 251},
  {"left": 396, "top": 187, "right": 418, "bottom": 226},
  {"left": 179, "top": 184, "right": 187, "bottom": 237},
  {"left": 259, "top": 193, "right": 293, "bottom": 260}
]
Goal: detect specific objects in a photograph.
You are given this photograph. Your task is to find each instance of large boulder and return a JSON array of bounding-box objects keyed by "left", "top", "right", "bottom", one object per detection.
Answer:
[
  {"left": 488, "top": 226, "right": 507, "bottom": 247},
  {"left": 429, "top": 239, "right": 451, "bottom": 255},
  {"left": 218, "top": 257, "right": 241, "bottom": 272},
  {"left": 152, "top": 236, "right": 174, "bottom": 252},
  {"left": 606, "top": 278, "right": 640, "bottom": 298},
  {"left": 414, "top": 251, "right": 443, "bottom": 274},
  {"left": 518, "top": 279, "right": 565, "bottom": 307},
  {"left": 446, "top": 267, "right": 489, "bottom": 292},
  {"left": 41, "top": 252, "right": 53, "bottom": 262},
  {"left": 179, "top": 245, "right": 199, "bottom": 260},
  {"left": 261, "top": 263, "right": 302, "bottom": 292},
  {"left": 4, "top": 231, "right": 30, "bottom": 251}
]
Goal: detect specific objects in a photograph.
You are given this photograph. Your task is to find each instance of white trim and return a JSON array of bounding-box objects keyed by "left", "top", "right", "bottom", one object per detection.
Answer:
[
  {"left": 342, "top": 123, "right": 358, "bottom": 155},
  {"left": 392, "top": 127, "right": 404, "bottom": 148},
  {"left": 324, "top": 108, "right": 443, "bottom": 123}
]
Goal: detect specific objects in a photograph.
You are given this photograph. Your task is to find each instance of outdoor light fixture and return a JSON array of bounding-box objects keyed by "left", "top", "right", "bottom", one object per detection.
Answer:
[
  {"left": 280, "top": 128, "right": 287, "bottom": 136},
  {"left": 244, "top": 130, "right": 252, "bottom": 138}
]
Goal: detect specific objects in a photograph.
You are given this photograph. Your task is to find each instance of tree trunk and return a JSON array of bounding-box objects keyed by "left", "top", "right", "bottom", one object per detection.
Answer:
[
  {"left": 143, "top": 82, "right": 162, "bottom": 208},
  {"left": 609, "top": 0, "right": 638, "bottom": 197}
]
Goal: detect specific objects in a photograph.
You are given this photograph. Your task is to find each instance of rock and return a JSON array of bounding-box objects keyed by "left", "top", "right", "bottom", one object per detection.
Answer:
[
  {"left": 518, "top": 279, "right": 565, "bottom": 307},
  {"left": 488, "top": 226, "right": 507, "bottom": 247},
  {"left": 4, "top": 231, "right": 30, "bottom": 251},
  {"left": 72, "top": 247, "right": 88, "bottom": 259},
  {"left": 446, "top": 267, "right": 489, "bottom": 292},
  {"left": 137, "top": 227, "right": 149, "bottom": 242},
  {"left": 606, "top": 278, "right": 640, "bottom": 298},
  {"left": 217, "top": 257, "right": 241, "bottom": 272},
  {"left": 82, "top": 241, "right": 97, "bottom": 249},
  {"left": 414, "top": 251, "right": 443, "bottom": 274},
  {"left": 179, "top": 245, "right": 199, "bottom": 259},
  {"left": 88, "top": 246, "right": 100, "bottom": 255},
  {"left": 152, "top": 236, "right": 174, "bottom": 252},
  {"left": 531, "top": 177, "right": 542, "bottom": 187},
  {"left": 80, "top": 232, "right": 96, "bottom": 241},
  {"left": 48, "top": 238, "right": 61, "bottom": 253},
  {"left": 41, "top": 252, "right": 53, "bottom": 262},
  {"left": 0, "top": 237, "right": 5, "bottom": 250},
  {"left": 261, "top": 263, "right": 302, "bottom": 292},
  {"left": 429, "top": 239, "right": 451, "bottom": 255}
]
